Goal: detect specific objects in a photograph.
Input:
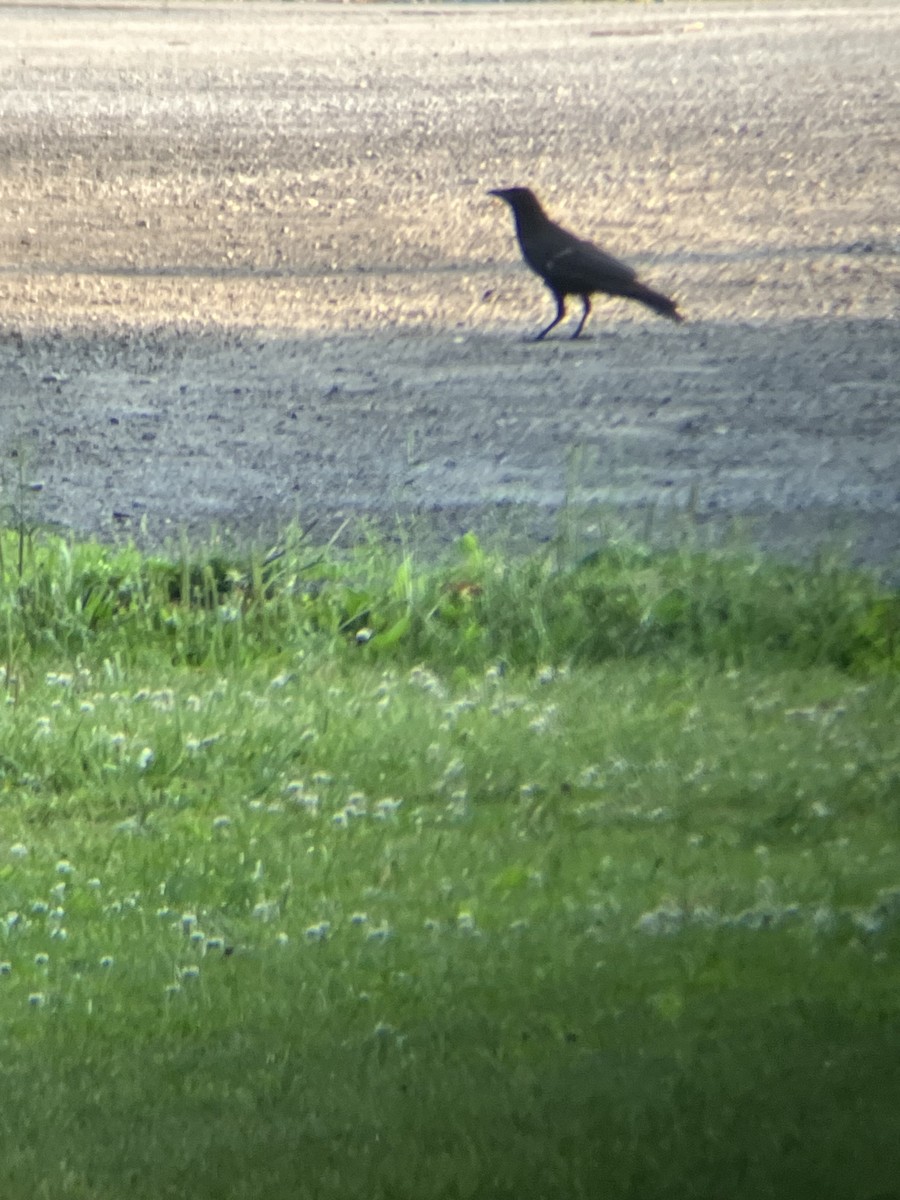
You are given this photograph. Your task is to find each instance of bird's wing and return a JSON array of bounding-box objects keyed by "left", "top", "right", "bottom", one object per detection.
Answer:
[{"left": 543, "top": 237, "right": 637, "bottom": 294}]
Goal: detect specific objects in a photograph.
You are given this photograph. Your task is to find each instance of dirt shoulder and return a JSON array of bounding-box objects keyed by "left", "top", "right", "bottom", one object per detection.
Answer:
[{"left": 1, "top": 2, "right": 898, "bottom": 566}]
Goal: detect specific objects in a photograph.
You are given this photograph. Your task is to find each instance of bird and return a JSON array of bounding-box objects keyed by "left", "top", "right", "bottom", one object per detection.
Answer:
[{"left": 488, "top": 186, "right": 683, "bottom": 340}]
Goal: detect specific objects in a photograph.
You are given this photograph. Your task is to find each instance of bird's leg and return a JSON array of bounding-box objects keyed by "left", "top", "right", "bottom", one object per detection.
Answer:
[
  {"left": 570, "top": 295, "right": 592, "bottom": 340},
  {"left": 533, "top": 292, "right": 566, "bottom": 341}
]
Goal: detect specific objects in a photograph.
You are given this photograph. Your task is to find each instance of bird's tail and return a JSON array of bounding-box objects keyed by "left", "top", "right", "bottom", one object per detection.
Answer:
[{"left": 627, "top": 282, "right": 684, "bottom": 323}]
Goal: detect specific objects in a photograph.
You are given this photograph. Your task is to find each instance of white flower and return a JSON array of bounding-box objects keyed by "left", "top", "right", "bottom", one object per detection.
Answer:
[
  {"left": 211, "top": 815, "right": 231, "bottom": 830},
  {"left": 99, "top": 955, "right": 114, "bottom": 968},
  {"left": 374, "top": 797, "right": 402, "bottom": 818},
  {"left": 305, "top": 922, "right": 330, "bottom": 942},
  {"left": 0, "top": 962, "right": 12, "bottom": 975},
  {"left": 28, "top": 992, "right": 47, "bottom": 1007},
  {"left": 9, "top": 843, "right": 28, "bottom": 858},
  {"left": 456, "top": 911, "right": 477, "bottom": 933},
  {"left": 181, "top": 912, "right": 198, "bottom": 932},
  {"left": 136, "top": 747, "right": 155, "bottom": 771},
  {"left": 205, "top": 937, "right": 225, "bottom": 953},
  {"left": 252, "top": 901, "right": 279, "bottom": 923},
  {"left": 34, "top": 952, "right": 50, "bottom": 966},
  {"left": 179, "top": 966, "right": 200, "bottom": 981},
  {"left": 274, "top": 932, "right": 289, "bottom": 946},
  {"left": 349, "top": 912, "right": 368, "bottom": 925},
  {"left": 55, "top": 859, "right": 74, "bottom": 876}
]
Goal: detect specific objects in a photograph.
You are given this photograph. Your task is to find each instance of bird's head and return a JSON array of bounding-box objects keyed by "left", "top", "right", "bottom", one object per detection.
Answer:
[{"left": 488, "top": 187, "right": 545, "bottom": 218}]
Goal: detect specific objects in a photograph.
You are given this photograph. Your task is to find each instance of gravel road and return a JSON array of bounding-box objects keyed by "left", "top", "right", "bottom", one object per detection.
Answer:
[{"left": 0, "top": 1, "right": 898, "bottom": 565}]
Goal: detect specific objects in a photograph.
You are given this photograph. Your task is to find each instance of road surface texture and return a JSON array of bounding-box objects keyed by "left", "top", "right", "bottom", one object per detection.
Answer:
[{"left": 0, "top": 1, "right": 898, "bottom": 565}]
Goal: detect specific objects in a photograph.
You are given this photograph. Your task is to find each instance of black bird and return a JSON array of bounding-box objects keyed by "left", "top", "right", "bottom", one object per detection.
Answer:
[{"left": 489, "top": 186, "right": 683, "bottom": 340}]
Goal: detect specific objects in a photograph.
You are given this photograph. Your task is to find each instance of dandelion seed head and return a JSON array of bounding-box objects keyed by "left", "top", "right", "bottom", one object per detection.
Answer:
[
  {"left": 305, "top": 922, "right": 330, "bottom": 942},
  {"left": 332, "top": 812, "right": 348, "bottom": 828},
  {"left": 136, "top": 747, "right": 155, "bottom": 771},
  {"left": 55, "top": 859, "right": 74, "bottom": 876},
  {"left": 211, "top": 815, "right": 231, "bottom": 831},
  {"left": 28, "top": 992, "right": 47, "bottom": 1007},
  {"left": 99, "top": 955, "right": 114, "bottom": 969},
  {"left": 349, "top": 912, "right": 368, "bottom": 925},
  {"left": 34, "top": 952, "right": 50, "bottom": 966},
  {"left": 31, "top": 901, "right": 48, "bottom": 915},
  {"left": 9, "top": 842, "right": 28, "bottom": 858},
  {"left": 179, "top": 966, "right": 200, "bottom": 981},
  {"left": 0, "top": 961, "right": 12, "bottom": 975}
]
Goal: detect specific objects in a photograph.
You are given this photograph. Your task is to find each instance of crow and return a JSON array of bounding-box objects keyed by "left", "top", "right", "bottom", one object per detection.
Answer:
[{"left": 489, "top": 186, "right": 683, "bottom": 340}]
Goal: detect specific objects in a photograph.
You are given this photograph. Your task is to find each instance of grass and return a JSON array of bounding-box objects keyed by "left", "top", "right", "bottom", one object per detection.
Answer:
[{"left": 1, "top": 520, "right": 899, "bottom": 1200}]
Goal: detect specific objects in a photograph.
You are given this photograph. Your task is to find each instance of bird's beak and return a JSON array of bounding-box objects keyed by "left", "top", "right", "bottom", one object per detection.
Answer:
[{"left": 487, "top": 188, "right": 504, "bottom": 199}]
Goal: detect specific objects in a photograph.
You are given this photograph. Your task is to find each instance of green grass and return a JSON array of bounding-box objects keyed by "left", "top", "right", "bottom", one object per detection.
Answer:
[{"left": 1, "top": 523, "right": 898, "bottom": 1200}]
